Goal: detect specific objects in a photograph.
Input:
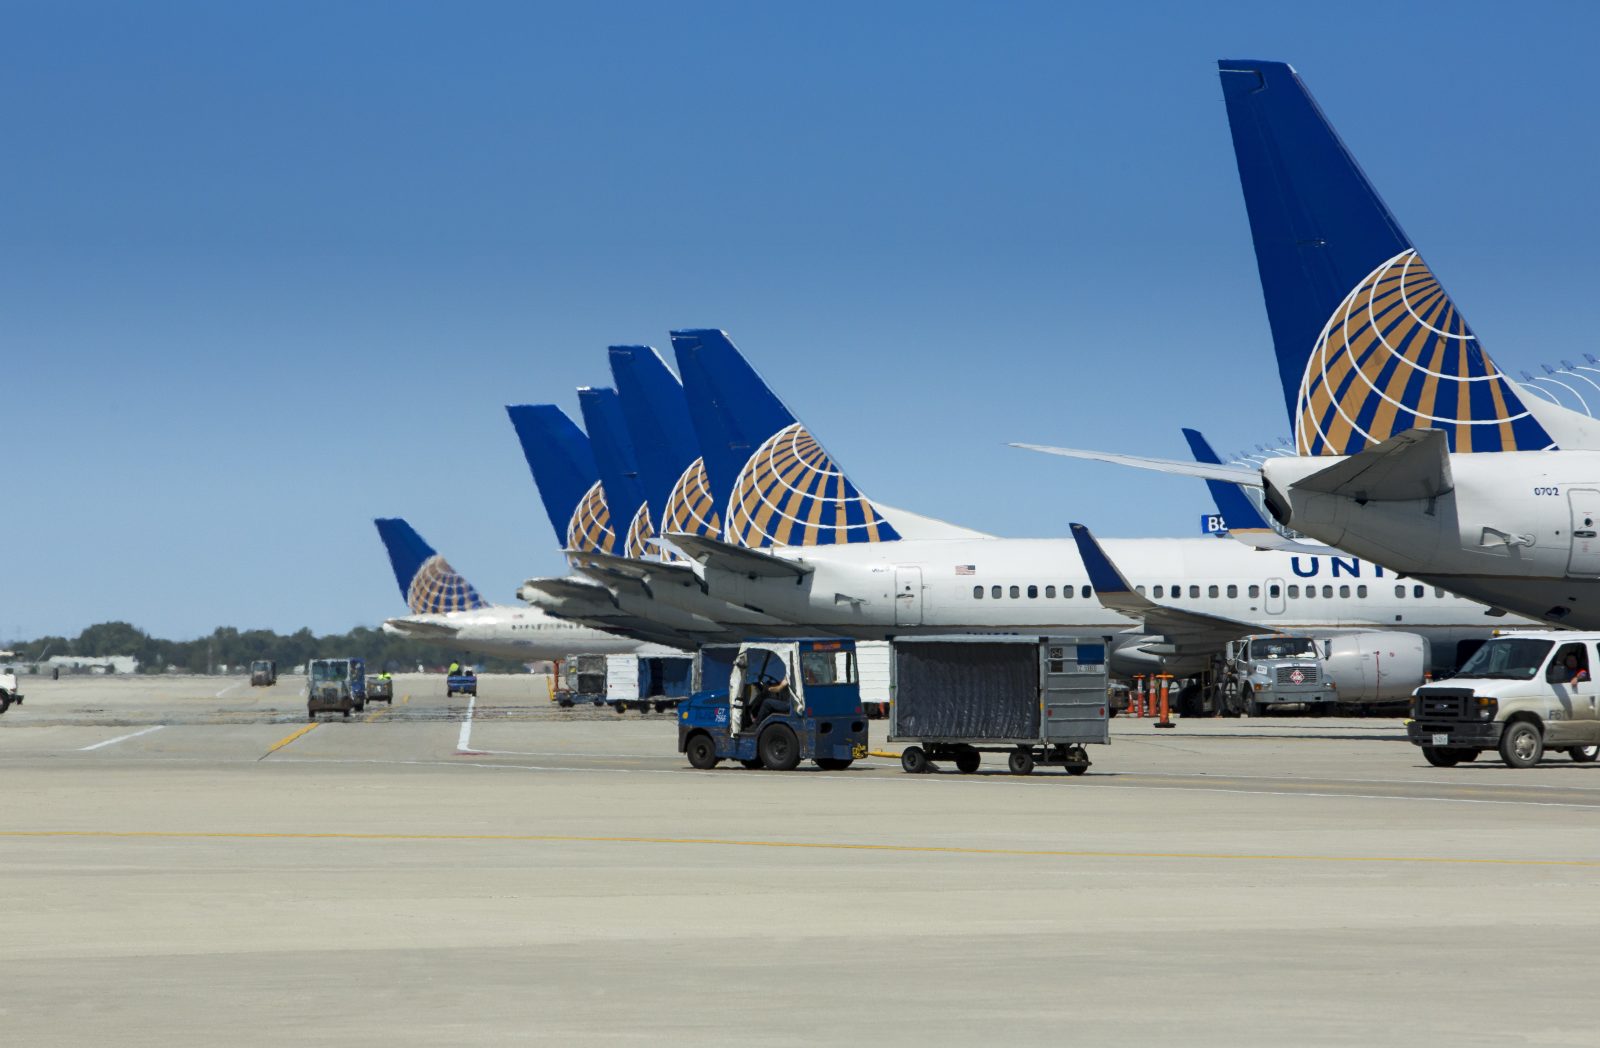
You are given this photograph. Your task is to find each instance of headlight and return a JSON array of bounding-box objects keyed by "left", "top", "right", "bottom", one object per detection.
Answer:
[{"left": 1475, "top": 697, "right": 1498, "bottom": 721}]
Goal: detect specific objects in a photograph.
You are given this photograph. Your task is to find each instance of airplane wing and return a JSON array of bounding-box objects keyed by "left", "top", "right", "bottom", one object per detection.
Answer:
[
  {"left": 1291, "top": 428, "right": 1453, "bottom": 502},
  {"left": 1011, "top": 443, "right": 1263, "bottom": 486},
  {"left": 564, "top": 548, "right": 701, "bottom": 584},
  {"left": 664, "top": 532, "right": 813, "bottom": 578},
  {"left": 382, "top": 617, "right": 461, "bottom": 640},
  {"left": 1069, "top": 523, "right": 1271, "bottom": 654}
]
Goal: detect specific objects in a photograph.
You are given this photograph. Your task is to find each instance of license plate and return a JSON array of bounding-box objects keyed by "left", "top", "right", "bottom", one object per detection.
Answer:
[{"left": 1431, "top": 733, "right": 1449, "bottom": 746}]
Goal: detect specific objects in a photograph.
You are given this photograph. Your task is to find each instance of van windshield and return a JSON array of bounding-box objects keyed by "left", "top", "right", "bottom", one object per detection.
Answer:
[
  {"left": 1248, "top": 637, "right": 1315, "bottom": 660},
  {"left": 1454, "top": 638, "right": 1554, "bottom": 681},
  {"left": 311, "top": 661, "right": 348, "bottom": 683}
]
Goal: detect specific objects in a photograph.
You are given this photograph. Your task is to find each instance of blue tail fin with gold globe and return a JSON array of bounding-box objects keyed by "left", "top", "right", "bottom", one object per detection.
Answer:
[
  {"left": 1219, "top": 59, "right": 1554, "bottom": 455},
  {"left": 374, "top": 518, "right": 488, "bottom": 613},
  {"left": 608, "top": 345, "right": 720, "bottom": 554},
  {"left": 577, "top": 386, "right": 653, "bottom": 559},
  {"left": 670, "top": 328, "right": 900, "bottom": 548},
  {"left": 505, "top": 404, "right": 618, "bottom": 554}
]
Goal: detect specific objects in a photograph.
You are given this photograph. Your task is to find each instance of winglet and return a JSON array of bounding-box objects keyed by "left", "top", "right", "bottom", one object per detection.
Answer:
[
  {"left": 1068, "top": 523, "right": 1141, "bottom": 600},
  {"left": 1181, "top": 428, "right": 1273, "bottom": 532}
]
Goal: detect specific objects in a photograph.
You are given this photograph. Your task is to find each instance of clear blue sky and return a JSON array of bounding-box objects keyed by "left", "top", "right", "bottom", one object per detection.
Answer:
[{"left": 8, "top": 0, "right": 1600, "bottom": 640}]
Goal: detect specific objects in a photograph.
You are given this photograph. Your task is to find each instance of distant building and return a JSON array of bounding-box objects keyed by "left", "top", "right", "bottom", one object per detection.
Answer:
[{"left": 44, "top": 655, "right": 139, "bottom": 675}]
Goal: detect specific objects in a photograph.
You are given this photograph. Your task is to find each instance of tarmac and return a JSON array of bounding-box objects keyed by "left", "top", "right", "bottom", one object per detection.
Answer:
[{"left": 4, "top": 672, "right": 1599, "bottom": 1046}]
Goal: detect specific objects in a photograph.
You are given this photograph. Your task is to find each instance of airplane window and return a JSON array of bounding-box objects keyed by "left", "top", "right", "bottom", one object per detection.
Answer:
[
  {"left": 1027, "top": 585, "right": 1038, "bottom": 599},
  {"left": 1339, "top": 585, "right": 1350, "bottom": 598},
  {"left": 1189, "top": 585, "right": 1200, "bottom": 598},
  {"left": 1395, "top": 585, "right": 1405, "bottom": 598},
  {"left": 1135, "top": 586, "right": 1145, "bottom": 596},
  {"left": 1045, "top": 585, "right": 1056, "bottom": 598},
  {"left": 1287, "top": 585, "right": 1300, "bottom": 598},
  {"left": 1227, "top": 585, "right": 1238, "bottom": 598},
  {"left": 1083, "top": 586, "right": 1092, "bottom": 598},
  {"left": 1413, "top": 585, "right": 1425, "bottom": 599},
  {"left": 1171, "top": 584, "right": 1182, "bottom": 598},
  {"left": 1208, "top": 585, "right": 1219, "bottom": 598},
  {"left": 973, "top": 586, "right": 983, "bottom": 599},
  {"left": 1250, "top": 585, "right": 1261, "bottom": 598},
  {"left": 1358, "top": 585, "right": 1368, "bottom": 597},
  {"left": 1009, "top": 586, "right": 1020, "bottom": 598},
  {"left": 991, "top": 585, "right": 1002, "bottom": 599},
  {"left": 1062, "top": 585, "right": 1072, "bottom": 598},
  {"left": 1153, "top": 586, "right": 1164, "bottom": 598},
  {"left": 1266, "top": 584, "right": 1277, "bottom": 598},
  {"left": 1322, "top": 585, "right": 1333, "bottom": 598},
  {"left": 1434, "top": 587, "right": 1444, "bottom": 598}
]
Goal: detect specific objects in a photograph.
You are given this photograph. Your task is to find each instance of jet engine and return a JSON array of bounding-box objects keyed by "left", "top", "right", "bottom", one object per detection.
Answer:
[{"left": 1321, "top": 632, "right": 1428, "bottom": 703}]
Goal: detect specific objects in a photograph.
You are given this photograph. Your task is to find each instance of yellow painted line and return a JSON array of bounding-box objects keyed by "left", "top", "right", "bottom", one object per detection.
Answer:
[
  {"left": 401, "top": 694, "right": 411, "bottom": 705},
  {"left": 363, "top": 705, "right": 394, "bottom": 724},
  {"left": 261, "top": 723, "right": 317, "bottom": 758},
  {"left": 0, "top": 829, "right": 1595, "bottom": 868},
  {"left": 869, "top": 749, "right": 902, "bottom": 759}
]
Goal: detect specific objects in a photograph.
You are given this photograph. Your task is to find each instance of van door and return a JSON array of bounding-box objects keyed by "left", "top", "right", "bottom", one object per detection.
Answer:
[
  {"left": 1566, "top": 490, "right": 1600, "bottom": 576},
  {"left": 894, "top": 566, "right": 923, "bottom": 626},
  {"left": 1264, "top": 578, "right": 1286, "bottom": 615},
  {"left": 1542, "top": 642, "right": 1592, "bottom": 744}
]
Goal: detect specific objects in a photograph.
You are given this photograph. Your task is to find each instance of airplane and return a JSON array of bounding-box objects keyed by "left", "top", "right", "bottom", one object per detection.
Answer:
[
  {"left": 1021, "top": 60, "right": 1600, "bottom": 630},
  {"left": 373, "top": 517, "right": 683, "bottom": 660},
  {"left": 526, "top": 329, "right": 1524, "bottom": 693}
]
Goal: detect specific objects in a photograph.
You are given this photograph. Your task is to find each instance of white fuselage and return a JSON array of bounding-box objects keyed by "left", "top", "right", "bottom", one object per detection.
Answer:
[
  {"left": 1263, "top": 451, "right": 1600, "bottom": 631},
  {"left": 383, "top": 603, "right": 685, "bottom": 661},
  {"left": 584, "top": 535, "right": 1531, "bottom": 672}
]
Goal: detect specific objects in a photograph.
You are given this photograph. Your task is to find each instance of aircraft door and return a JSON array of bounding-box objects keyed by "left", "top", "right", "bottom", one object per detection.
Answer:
[
  {"left": 1567, "top": 490, "right": 1600, "bottom": 577},
  {"left": 1264, "top": 578, "right": 1286, "bottom": 615},
  {"left": 894, "top": 566, "right": 923, "bottom": 626}
]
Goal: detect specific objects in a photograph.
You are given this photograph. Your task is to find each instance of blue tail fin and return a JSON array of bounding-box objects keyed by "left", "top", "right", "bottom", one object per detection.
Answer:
[
  {"left": 1219, "top": 59, "right": 1552, "bottom": 455},
  {"left": 670, "top": 328, "right": 899, "bottom": 548},
  {"left": 374, "top": 518, "right": 487, "bottom": 613},
  {"left": 577, "top": 386, "right": 653, "bottom": 559},
  {"left": 608, "top": 345, "right": 720, "bottom": 552},
  {"left": 1181, "top": 428, "right": 1273, "bottom": 534},
  {"left": 504, "top": 404, "right": 618, "bottom": 553}
]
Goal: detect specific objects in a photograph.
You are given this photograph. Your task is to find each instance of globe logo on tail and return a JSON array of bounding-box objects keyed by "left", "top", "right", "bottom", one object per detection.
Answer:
[
  {"left": 1297, "top": 249, "right": 1554, "bottom": 455},
  {"left": 407, "top": 555, "right": 486, "bottom": 613},
  {"left": 566, "top": 481, "right": 618, "bottom": 554},
  {"left": 661, "top": 457, "right": 721, "bottom": 560},
  {"left": 725, "top": 423, "right": 899, "bottom": 547}
]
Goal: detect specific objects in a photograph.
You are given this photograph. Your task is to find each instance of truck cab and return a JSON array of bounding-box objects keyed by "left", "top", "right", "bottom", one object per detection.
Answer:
[
  {"left": 1408, "top": 631, "right": 1600, "bottom": 768},
  {"left": 307, "top": 658, "right": 366, "bottom": 720},
  {"left": 250, "top": 660, "right": 277, "bottom": 687},
  {"left": 1224, "top": 634, "right": 1335, "bottom": 716},
  {"left": 677, "top": 640, "right": 869, "bottom": 771},
  {"left": 0, "top": 653, "right": 21, "bottom": 715}
]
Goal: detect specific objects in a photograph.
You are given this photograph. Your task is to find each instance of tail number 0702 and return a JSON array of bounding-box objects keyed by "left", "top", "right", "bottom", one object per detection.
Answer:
[{"left": 1534, "top": 487, "right": 1561, "bottom": 496}]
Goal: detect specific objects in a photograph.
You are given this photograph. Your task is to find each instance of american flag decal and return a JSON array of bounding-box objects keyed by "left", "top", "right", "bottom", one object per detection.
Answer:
[{"left": 955, "top": 565, "right": 975, "bottom": 575}]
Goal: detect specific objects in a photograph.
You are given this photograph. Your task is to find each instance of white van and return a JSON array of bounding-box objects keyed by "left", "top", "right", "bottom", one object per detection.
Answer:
[{"left": 1407, "top": 631, "right": 1600, "bottom": 768}]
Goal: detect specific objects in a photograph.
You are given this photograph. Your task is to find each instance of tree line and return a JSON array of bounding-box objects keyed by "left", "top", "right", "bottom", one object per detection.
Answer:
[{"left": 5, "top": 621, "right": 531, "bottom": 674}]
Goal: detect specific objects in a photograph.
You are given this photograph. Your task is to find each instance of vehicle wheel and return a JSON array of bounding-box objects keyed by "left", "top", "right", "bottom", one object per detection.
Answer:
[
  {"left": 1066, "top": 762, "right": 1088, "bottom": 776},
  {"left": 954, "top": 749, "right": 981, "bottom": 774},
  {"left": 613, "top": 704, "right": 626, "bottom": 715},
  {"left": 1008, "top": 748, "right": 1035, "bottom": 775},
  {"left": 655, "top": 702, "right": 668, "bottom": 713},
  {"left": 307, "top": 710, "right": 315, "bottom": 722},
  {"left": 900, "top": 745, "right": 929, "bottom": 774},
  {"left": 0, "top": 695, "right": 10, "bottom": 715},
  {"left": 685, "top": 733, "right": 719, "bottom": 770},
  {"left": 739, "top": 758, "right": 764, "bottom": 770},
  {"left": 815, "top": 758, "right": 853, "bottom": 771},
  {"left": 758, "top": 725, "right": 801, "bottom": 771},
  {"left": 1499, "top": 720, "right": 1544, "bottom": 769},
  {"left": 592, "top": 698, "right": 604, "bottom": 707},
  {"left": 342, "top": 710, "right": 350, "bottom": 719},
  {"left": 1570, "top": 745, "right": 1599, "bottom": 763},
  {"left": 1421, "top": 745, "right": 1460, "bottom": 767}
]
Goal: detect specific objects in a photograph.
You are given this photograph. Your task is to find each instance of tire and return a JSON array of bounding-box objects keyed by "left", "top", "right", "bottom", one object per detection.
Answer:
[
  {"left": 1570, "top": 745, "right": 1599, "bottom": 763},
  {"left": 342, "top": 710, "right": 350, "bottom": 719},
  {"left": 758, "top": 725, "right": 801, "bottom": 771},
  {"left": 815, "top": 758, "right": 853, "bottom": 771},
  {"left": 613, "top": 704, "right": 626, "bottom": 715},
  {"left": 0, "top": 694, "right": 10, "bottom": 715},
  {"left": 900, "top": 745, "right": 929, "bottom": 774},
  {"left": 1499, "top": 720, "right": 1544, "bottom": 769},
  {"left": 1066, "top": 763, "right": 1088, "bottom": 776},
  {"left": 739, "top": 758, "right": 764, "bottom": 770},
  {"left": 307, "top": 710, "right": 315, "bottom": 722},
  {"left": 954, "top": 749, "right": 981, "bottom": 774},
  {"left": 684, "top": 733, "right": 719, "bottom": 770},
  {"left": 1008, "top": 748, "right": 1035, "bottom": 775},
  {"left": 1421, "top": 746, "right": 1460, "bottom": 767}
]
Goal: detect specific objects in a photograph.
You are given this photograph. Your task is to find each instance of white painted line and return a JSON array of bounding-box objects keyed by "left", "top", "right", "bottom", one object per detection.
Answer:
[
  {"left": 456, "top": 696, "right": 476, "bottom": 752},
  {"left": 214, "top": 681, "right": 245, "bottom": 698},
  {"left": 80, "top": 725, "right": 165, "bottom": 751}
]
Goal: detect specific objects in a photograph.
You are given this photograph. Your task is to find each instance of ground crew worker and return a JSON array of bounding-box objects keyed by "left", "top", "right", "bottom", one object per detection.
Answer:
[{"left": 448, "top": 661, "right": 460, "bottom": 676}]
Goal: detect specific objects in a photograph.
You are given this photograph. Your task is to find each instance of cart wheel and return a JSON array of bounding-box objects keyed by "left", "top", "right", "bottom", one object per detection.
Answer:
[
  {"left": 684, "top": 733, "right": 720, "bottom": 770},
  {"left": 614, "top": 704, "right": 626, "bottom": 715},
  {"left": 342, "top": 710, "right": 350, "bottom": 719},
  {"left": 954, "top": 749, "right": 981, "bottom": 774},
  {"left": 307, "top": 711, "right": 315, "bottom": 722},
  {"left": 900, "top": 745, "right": 929, "bottom": 774},
  {"left": 1066, "top": 763, "right": 1088, "bottom": 776},
  {"left": 1008, "top": 748, "right": 1035, "bottom": 775},
  {"left": 758, "top": 724, "right": 801, "bottom": 771}
]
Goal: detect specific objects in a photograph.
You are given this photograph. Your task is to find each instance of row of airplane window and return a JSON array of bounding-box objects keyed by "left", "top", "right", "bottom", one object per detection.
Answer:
[
  {"left": 970, "top": 582, "right": 1448, "bottom": 601},
  {"left": 511, "top": 623, "right": 560, "bottom": 630}
]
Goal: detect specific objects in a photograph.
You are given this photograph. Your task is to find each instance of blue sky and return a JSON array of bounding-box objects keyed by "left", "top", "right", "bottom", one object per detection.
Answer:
[{"left": 8, "top": 0, "right": 1600, "bottom": 639}]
